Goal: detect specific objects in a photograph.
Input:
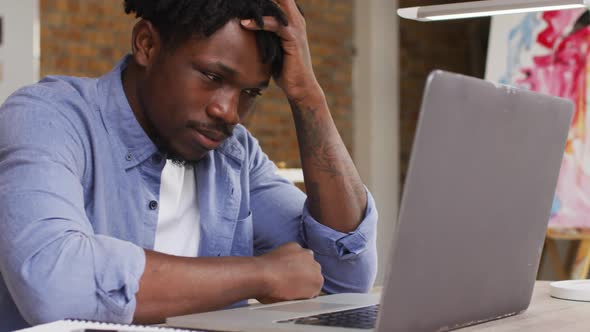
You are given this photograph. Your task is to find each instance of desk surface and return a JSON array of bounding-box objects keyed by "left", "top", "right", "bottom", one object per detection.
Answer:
[
  {"left": 166, "top": 281, "right": 589, "bottom": 331},
  {"left": 462, "top": 281, "right": 590, "bottom": 331}
]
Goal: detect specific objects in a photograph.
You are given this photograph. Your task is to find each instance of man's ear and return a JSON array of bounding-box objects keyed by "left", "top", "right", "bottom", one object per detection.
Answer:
[{"left": 131, "top": 19, "right": 161, "bottom": 68}]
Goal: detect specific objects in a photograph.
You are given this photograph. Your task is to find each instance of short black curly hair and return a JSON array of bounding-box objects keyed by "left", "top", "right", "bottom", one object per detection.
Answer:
[{"left": 124, "top": 0, "right": 291, "bottom": 77}]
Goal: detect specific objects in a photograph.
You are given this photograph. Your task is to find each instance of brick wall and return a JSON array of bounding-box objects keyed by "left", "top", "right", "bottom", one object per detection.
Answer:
[
  {"left": 399, "top": 0, "right": 489, "bottom": 189},
  {"left": 40, "top": 0, "right": 354, "bottom": 169},
  {"left": 41, "top": 1, "right": 134, "bottom": 77}
]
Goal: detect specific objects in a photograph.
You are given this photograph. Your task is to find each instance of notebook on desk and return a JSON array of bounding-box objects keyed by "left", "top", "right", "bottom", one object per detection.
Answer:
[
  {"left": 166, "top": 70, "right": 574, "bottom": 332},
  {"left": 15, "top": 318, "right": 200, "bottom": 332}
]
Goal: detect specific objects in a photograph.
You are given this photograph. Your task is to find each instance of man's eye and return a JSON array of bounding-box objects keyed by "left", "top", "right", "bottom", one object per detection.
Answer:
[
  {"left": 243, "top": 89, "right": 262, "bottom": 98},
  {"left": 203, "top": 72, "right": 222, "bottom": 83}
]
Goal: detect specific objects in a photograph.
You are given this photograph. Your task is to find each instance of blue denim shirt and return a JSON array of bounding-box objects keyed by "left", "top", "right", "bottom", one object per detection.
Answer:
[{"left": 0, "top": 57, "right": 378, "bottom": 331}]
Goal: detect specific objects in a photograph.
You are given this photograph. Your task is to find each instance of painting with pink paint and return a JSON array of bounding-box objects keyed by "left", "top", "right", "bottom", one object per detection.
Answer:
[{"left": 485, "top": 9, "right": 590, "bottom": 229}]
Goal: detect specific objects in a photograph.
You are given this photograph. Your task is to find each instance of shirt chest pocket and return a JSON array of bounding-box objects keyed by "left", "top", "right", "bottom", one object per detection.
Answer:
[{"left": 230, "top": 210, "right": 253, "bottom": 256}]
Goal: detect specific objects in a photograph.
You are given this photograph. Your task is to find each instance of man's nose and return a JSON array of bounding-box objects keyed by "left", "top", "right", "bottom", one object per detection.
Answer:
[{"left": 207, "top": 89, "right": 240, "bottom": 125}]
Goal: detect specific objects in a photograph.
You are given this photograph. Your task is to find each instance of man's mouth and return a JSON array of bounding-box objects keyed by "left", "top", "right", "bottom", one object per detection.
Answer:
[
  {"left": 198, "top": 128, "right": 227, "bottom": 142},
  {"left": 192, "top": 128, "right": 226, "bottom": 150}
]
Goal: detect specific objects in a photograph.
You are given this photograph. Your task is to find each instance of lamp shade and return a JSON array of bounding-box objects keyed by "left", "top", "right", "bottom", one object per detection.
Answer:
[{"left": 397, "top": 0, "right": 590, "bottom": 21}]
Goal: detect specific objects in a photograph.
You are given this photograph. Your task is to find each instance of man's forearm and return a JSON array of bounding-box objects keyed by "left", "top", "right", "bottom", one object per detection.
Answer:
[
  {"left": 290, "top": 86, "right": 368, "bottom": 233},
  {"left": 238, "top": 1, "right": 367, "bottom": 232},
  {"left": 134, "top": 242, "right": 323, "bottom": 324},
  {"left": 134, "top": 250, "right": 265, "bottom": 324}
]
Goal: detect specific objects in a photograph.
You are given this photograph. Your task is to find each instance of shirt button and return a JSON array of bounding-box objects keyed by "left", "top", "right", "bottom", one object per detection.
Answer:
[
  {"left": 151, "top": 154, "right": 163, "bottom": 164},
  {"left": 149, "top": 200, "right": 158, "bottom": 210},
  {"left": 125, "top": 153, "right": 133, "bottom": 161}
]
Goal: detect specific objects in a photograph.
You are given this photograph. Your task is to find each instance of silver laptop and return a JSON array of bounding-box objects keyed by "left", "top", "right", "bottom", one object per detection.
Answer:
[{"left": 166, "top": 70, "right": 573, "bottom": 332}]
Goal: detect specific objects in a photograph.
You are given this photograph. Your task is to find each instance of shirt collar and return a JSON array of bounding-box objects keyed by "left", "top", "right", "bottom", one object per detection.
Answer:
[
  {"left": 217, "top": 133, "right": 244, "bottom": 163},
  {"left": 96, "top": 55, "right": 158, "bottom": 169}
]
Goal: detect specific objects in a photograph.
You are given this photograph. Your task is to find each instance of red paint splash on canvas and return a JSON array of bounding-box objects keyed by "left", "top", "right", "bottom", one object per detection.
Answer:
[{"left": 519, "top": 9, "right": 590, "bottom": 227}]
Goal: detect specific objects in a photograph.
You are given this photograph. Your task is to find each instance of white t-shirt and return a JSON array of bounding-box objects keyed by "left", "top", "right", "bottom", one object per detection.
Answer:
[{"left": 153, "top": 160, "right": 200, "bottom": 257}]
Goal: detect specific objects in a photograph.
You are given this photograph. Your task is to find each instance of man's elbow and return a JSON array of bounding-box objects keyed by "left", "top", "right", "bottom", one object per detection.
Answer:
[
  {"left": 322, "top": 249, "right": 378, "bottom": 294},
  {"left": 21, "top": 305, "right": 78, "bottom": 326},
  {"left": 17, "top": 303, "right": 82, "bottom": 326},
  {"left": 4, "top": 232, "right": 143, "bottom": 327},
  {"left": 17, "top": 282, "right": 137, "bottom": 327},
  {"left": 14, "top": 282, "right": 98, "bottom": 326}
]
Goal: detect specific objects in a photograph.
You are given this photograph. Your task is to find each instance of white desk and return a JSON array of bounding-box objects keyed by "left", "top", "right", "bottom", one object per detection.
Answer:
[{"left": 462, "top": 281, "right": 590, "bottom": 331}]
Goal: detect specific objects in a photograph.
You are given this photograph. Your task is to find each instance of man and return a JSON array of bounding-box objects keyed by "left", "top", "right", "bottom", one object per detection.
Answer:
[{"left": 0, "top": 1, "right": 378, "bottom": 330}]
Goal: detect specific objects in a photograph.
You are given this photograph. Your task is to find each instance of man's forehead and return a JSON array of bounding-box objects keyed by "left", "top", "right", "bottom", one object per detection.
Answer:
[
  {"left": 178, "top": 21, "right": 273, "bottom": 81},
  {"left": 184, "top": 19, "right": 259, "bottom": 50}
]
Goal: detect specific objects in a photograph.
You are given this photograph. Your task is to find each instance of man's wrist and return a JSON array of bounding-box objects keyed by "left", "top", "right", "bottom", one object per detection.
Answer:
[
  {"left": 252, "top": 256, "right": 272, "bottom": 299},
  {"left": 287, "top": 82, "right": 326, "bottom": 112}
]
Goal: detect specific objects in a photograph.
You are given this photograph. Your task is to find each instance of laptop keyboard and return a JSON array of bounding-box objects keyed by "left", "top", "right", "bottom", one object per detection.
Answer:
[{"left": 278, "top": 304, "right": 379, "bottom": 329}]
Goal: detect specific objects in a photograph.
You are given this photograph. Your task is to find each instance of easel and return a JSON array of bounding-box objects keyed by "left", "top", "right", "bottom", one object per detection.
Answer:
[{"left": 539, "top": 228, "right": 590, "bottom": 280}]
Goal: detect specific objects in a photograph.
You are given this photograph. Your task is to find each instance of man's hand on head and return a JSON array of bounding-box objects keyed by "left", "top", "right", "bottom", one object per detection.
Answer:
[
  {"left": 241, "top": 0, "right": 367, "bottom": 234},
  {"left": 240, "top": 0, "right": 322, "bottom": 104},
  {"left": 255, "top": 242, "right": 324, "bottom": 304}
]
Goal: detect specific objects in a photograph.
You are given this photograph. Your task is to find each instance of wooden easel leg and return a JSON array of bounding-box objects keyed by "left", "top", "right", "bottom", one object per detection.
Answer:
[
  {"left": 570, "top": 239, "right": 590, "bottom": 279},
  {"left": 538, "top": 240, "right": 547, "bottom": 280},
  {"left": 546, "top": 238, "right": 568, "bottom": 280},
  {"left": 565, "top": 240, "right": 580, "bottom": 273}
]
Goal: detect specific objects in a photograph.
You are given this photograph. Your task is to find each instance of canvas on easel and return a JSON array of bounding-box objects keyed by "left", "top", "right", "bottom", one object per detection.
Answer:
[{"left": 485, "top": 8, "right": 590, "bottom": 279}]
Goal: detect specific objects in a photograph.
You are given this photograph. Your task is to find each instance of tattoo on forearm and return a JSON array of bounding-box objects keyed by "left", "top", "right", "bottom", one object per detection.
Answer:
[
  {"left": 291, "top": 101, "right": 353, "bottom": 178},
  {"left": 290, "top": 99, "right": 366, "bottom": 225}
]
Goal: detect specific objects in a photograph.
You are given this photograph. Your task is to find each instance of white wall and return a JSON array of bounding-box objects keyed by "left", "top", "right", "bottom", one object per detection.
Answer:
[
  {"left": 0, "top": 0, "right": 39, "bottom": 102},
  {"left": 353, "top": 0, "right": 399, "bottom": 285}
]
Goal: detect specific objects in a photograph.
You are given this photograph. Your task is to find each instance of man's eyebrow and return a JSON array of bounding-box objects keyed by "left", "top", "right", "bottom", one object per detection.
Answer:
[
  {"left": 212, "top": 61, "right": 269, "bottom": 88},
  {"left": 213, "top": 61, "right": 238, "bottom": 77}
]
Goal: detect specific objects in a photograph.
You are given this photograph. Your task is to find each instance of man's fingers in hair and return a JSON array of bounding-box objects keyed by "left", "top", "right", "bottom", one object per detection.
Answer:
[
  {"left": 273, "top": 0, "right": 299, "bottom": 12},
  {"left": 273, "top": 0, "right": 305, "bottom": 23},
  {"left": 241, "top": 17, "right": 283, "bottom": 35}
]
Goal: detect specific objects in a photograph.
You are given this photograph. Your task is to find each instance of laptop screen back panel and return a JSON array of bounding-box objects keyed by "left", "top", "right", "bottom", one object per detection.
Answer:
[{"left": 378, "top": 71, "right": 573, "bottom": 332}]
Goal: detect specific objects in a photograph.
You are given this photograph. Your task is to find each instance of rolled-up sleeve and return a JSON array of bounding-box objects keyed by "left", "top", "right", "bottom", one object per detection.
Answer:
[
  {"left": 301, "top": 187, "right": 377, "bottom": 259},
  {"left": 300, "top": 188, "right": 378, "bottom": 294},
  {"left": 245, "top": 128, "right": 378, "bottom": 295},
  {"left": 0, "top": 92, "right": 145, "bottom": 325}
]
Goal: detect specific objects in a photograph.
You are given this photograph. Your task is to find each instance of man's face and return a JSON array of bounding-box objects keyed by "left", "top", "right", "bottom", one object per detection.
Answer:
[{"left": 138, "top": 20, "right": 272, "bottom": 163}]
